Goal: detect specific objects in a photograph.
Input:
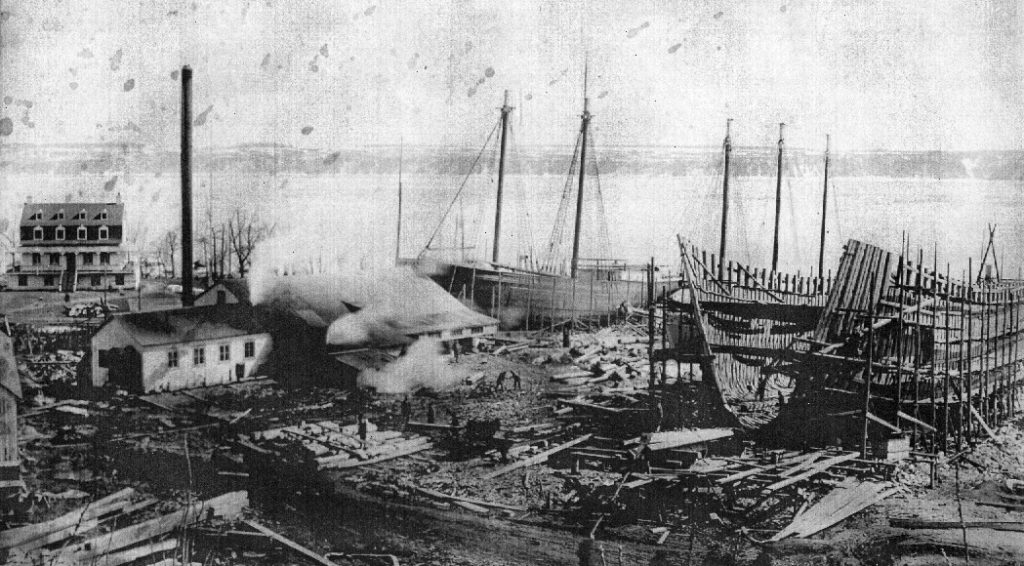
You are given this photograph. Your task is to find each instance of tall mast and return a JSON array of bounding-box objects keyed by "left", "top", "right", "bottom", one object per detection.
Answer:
[
  {"left": 771, "top": 122, "right": 785, "bottom": 272},
  {"left": 491, "top": 90, "right": 513, "bottom": 264},
  {"left": 395, "top": 142, "right": 403, "bottom": 265},
  {"left": 718, "top": 118, "right": 733, "bottom": 280},
  {"left": 818, "top": 134, "right": 830, "bottom": 278},
  {"left": 570, "top": 96, "right": 592, "bottom": 279}
]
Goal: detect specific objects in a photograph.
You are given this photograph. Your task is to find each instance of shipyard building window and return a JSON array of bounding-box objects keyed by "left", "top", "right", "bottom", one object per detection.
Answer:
[
  {"left": 193, "top": 347, "right": 205, "bottom": 365},
  {"left": 100, "top": 209, "right": 108, "bottom": 220},
  {"left": 168, "top": 350, "right": 179, "bottom": 368},
  {"left": 244, "top": 341, "right": 255, "bottom": 358},
  {"left": 31, "top": 253, "right": 41, "bottom": 266},
  {"left": 43, "top": 275, "right": 55, "bottom": 287},
  {"left": 17, "top": 275, "right": 27, "bottom": 287},
  {"left": 100, "top": 253, "right": 110, "bottom": 265},
  {"left": 115, "top": 274, "right": 125, "bottom": 285},
  {"left": 75, "top": 209, "right": 86, "bottom": 220},
  {"left": 30, "top": 210, "right": 42, "bottom": 220},
  {"left": 219, "top": 344, "right": 231, "bottom": 361},
  {"left": 56, "top": 210, "right": 64, "bottom": 220},
  {"left": 90, "top": 275, "right": 102, "bottom": 286},
  {"left": 83, "top": 253, "right": 94, "bottom": 265},
  {"left": 49, "top": 254, "right": 60, "bottom": 265},
  {"left": 99, "top": 226, "right": 109, "bottom": 240},
  {"left": 77, "top": 226, "right": 87, "bottom": 240},
  {"left": 33, "top": 226, "right": 43, "bottom": 240},
  {"left": 55, "top": 226, "right": 65, "bottom": 239}
]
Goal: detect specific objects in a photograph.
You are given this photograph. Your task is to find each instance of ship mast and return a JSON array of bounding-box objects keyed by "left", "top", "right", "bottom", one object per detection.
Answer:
[
  {"left": 818, "top": 134, "right": 830, "bottom": 278},
  {"left": 491, "top": 90, "right": 513, "bottom": 264},
  {"left": 570, "top": 96, "right": 592, "bottom": 279},
  {"left": 771, "top": 122, "right": 785, "bottom": 272},
  {"left": 395, "top": 142, "right": 403, "bottom": 265},
  {"left": 718, "top": 119, "right": 733, "bottom": 280}
]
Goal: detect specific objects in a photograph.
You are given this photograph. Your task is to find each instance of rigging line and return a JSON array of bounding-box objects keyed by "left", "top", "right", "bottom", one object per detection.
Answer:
[
  {"left": 420, "top": 119, "right": 501, "bottom": 256},
  {"left": 542, "top": 131, "right": 583, "bottom": 273},
  {"left": 588, "top": 128, "right": 612, "bottom": 260}
]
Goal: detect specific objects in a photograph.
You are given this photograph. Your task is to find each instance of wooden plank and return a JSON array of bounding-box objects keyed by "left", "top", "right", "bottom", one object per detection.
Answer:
[
  {"left": 970, "top": 405, "right": 997, "bottom": 440},
  {"left": 762, "top": 452, "right": 860, "bottom": 493},
  {"left": 482, "top": 434, "right": 594, "bottom": 479},
  {"left": 0, "top": 487, "right": 135, "bottom": 550},
  {"left": 890, "top": 518, "right": 1024, "bottom": 532},
  {"left": 90, "top": 537, "right": 178, "bottom": 566},
  {"left": 54, "top": 491, "right": 248, "bottom": 564},
  {"left": 413, "top": 487, "right": 527, "bottom": 512},
  {"left": 317, "top": 438, "right": 432, "bottom": 469},
  {"left": 244, "top": 520, "right": 340, "bottom": 566}
]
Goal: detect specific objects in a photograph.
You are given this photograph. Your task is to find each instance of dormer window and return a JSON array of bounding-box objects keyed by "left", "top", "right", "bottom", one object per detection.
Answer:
[
  {"left": 33, "top": 226, "right": 43, "bottom": 240},
  {"left": 75, "top": 209, "right": 87, "bottom": 220},
  {"left": 55, "top": 209, "right": 65, "bottom": 220},
  {"left": 98, "top": 226, "right": 109, "bottom": 240},
  {"left": 29, "top": 209, "right": 43, "bottom": 221},
  {"left": 99, "top": 209, "right": 108, "bottom": 220},
  {"left": 55, "top": 226, "right": 66, "bottom": 240},
  {"left": 77, "top": 226, "right": 87, "bottom": 240}
]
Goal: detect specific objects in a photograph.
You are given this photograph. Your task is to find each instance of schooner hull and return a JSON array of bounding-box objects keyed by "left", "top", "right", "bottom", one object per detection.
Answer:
[{"left": 408, "top": 258, "right": 648, "bottom": 330}]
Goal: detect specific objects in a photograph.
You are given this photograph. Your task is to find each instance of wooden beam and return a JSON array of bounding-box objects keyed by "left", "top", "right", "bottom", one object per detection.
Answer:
[
  {"left": 970, "top": 405, "right": 997, "bottom": 440},
  {"left": 413, "top": 487, "right": 527, "bottom": 512},
  {"left": 317, "top": 438, "right": 432, "bottom": 469},
  {"left": 244, "top": 520, "right": 340, "bottom": 566},
  {"left": 864, "top": 411, "right": 902, "bottom": 434},
  {"left": 762, "top": 452, "right": 860, "bottom": 493},
  {"left": 896, "top": 410, "right": 937, "bottom": 433},
  {"left": 482, "top": 434, "right": 593, "bottom": 479},
  {"left": 0, "top": 487, "right": 135, "bottom": 550}
]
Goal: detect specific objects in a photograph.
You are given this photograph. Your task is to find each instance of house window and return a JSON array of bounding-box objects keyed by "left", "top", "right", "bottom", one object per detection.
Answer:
[
  {"left": 43, "top": 275, "right": 55, "bottom": 286},
  {"left": 49, "top": 254, "right": 60, "bottom": 266},
  {"left": 193, "top": 347, "right": 205, "bottom": 365},
  {"left": 56, "top": 209, "right": 65, "bottom": 220},
  {"left": 99, "top": 226, "right": 109, "bottom": 240},
  {"left": 216, "top": 290, "right": 227, "bottom": 304},
  {"left": 219, "top": 344, "right": 231, "bottom": 361},
  {"left": 75, "top": 209, "right": 86, "bottom": 220},
  {"left": 90, "top": 275, "right": 102, "bottom": 286},
  {"left": 30, "top": 209, "right": 42, "bottom": 221},
  {"left": 33, "top": 226, "right": 43, "bottom": 240},
  {"left": 115, "top": 274, "right": 125, "bottom": 285},
  {"left": 168, "top": 350, "right": 179, "bottom": 368},
  {"left": 77, "top": 226, "right": 87, "bottom": 240},
  {"left": 55, "top": 226, "right": 65, "bottom": 240},
  {"left": 17, "top": 275, "right": 27, "bottom": 287},
  {"left": 99, "top": 209, "right": 108, "bottom": 220},
  {"left": 82, "top": 253, "right": 94, "bottom": 265},
  {"left": 100, "top": 252, "right": 110, "bottom": 265},
  {"left": 31, "top": 253, "right": 41, "bottom": 266},
  {"left": 244, "top": 341, "right": 255, "bottom": 358}
]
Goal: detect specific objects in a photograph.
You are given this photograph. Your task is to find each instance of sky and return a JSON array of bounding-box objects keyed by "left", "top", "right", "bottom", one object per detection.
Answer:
[{"left": 0, "top": 0, "right": 1022, "bottom": 152}]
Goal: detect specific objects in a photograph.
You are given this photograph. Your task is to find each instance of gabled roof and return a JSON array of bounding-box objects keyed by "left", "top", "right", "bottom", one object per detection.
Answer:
[
  {"left": 195, "top": 278, "right": 251, "bottom": 305},
  {"left": 21, "top": 202, "right": 124, "bottom": 227},
  {"left": 99, "top": 303, "right": 264, "bottom": 348}
]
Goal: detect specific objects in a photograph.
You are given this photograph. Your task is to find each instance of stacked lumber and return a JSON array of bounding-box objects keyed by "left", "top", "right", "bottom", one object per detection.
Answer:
[
  {"left": 251, "top": 420, "right": 432, "bottom": 470},
  {"left": 769, "top": 480, "right": 897, "bottom": 541},
  {"left": 2, "top": 490, "right": 248, "bottom": 566}
]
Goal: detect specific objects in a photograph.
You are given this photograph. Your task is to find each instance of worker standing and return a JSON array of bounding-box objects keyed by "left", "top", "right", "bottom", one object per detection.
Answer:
[
  {"left": 511, "top": 370, "right": 522, "bottom": 391},
  {"left": 426, "top": 403, "right": 436, "bottom": 424},
  {"left": 495, "top": 371, "right": 506, "bottom": 392},
  {"left": 357, "top": 413, "right": 369, "bottom": 448},
  {"left": 400, "top": 396, "right": 412, "bottom": 426}
]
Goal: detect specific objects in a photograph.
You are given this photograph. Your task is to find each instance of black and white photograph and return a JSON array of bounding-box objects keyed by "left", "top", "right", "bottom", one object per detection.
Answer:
[{"left": 1, "top": 1, "right": 1023, "bottom": 564}]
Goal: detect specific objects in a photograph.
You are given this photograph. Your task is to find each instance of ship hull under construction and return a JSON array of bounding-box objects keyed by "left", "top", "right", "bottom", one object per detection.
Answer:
[
  {"left": 410, "top": 258, "right": 649, "bottom": 330},
  {"left": 659, "top": 239, "right": 832, "bottom": 429}
]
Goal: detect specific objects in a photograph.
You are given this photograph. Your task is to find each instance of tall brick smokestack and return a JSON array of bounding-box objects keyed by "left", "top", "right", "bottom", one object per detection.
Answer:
[{"left": 180, "top": 66, "right": 194, "bottom": 306}]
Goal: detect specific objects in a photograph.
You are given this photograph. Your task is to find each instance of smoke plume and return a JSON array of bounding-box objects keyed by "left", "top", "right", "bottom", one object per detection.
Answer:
[{"left": 357, "top": 338, "right": 461, "bottom": 394}]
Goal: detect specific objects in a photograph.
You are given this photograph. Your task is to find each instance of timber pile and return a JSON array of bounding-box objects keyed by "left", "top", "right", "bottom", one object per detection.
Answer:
[
  {"left": 1, "top": 489, "right": 248, "bottom": 566},
  {"left": 250, "top": 420, "right": 432, "bottom": 470},
  {"left": 577, "top": 447, "right": 897, "bottom": 539}
]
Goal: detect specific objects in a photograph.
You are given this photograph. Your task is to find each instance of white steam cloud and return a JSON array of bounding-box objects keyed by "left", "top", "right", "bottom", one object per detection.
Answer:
[{"left": 357, "top": 338, "right": 461, "bottom": 394}]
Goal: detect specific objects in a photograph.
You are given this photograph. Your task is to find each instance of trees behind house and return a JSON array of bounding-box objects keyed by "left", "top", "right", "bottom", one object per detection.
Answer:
[{"left": 227, "top": 209, "right": 275, "bottom": 278}]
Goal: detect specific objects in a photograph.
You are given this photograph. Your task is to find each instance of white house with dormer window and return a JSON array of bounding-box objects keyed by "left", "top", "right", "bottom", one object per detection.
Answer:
[{"left": 4, "top": 195, "right": 137, "bottom": 292}]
